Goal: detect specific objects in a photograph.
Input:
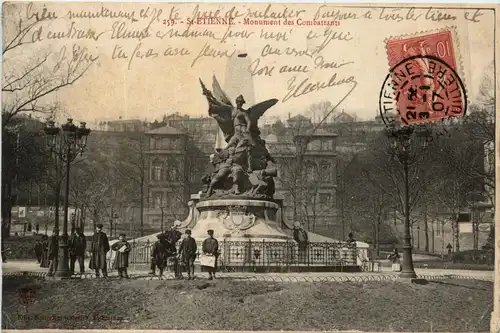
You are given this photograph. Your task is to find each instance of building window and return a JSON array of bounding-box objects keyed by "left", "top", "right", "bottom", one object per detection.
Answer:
[
  {"left": 305, "top": 163, "right": 316, "bottom": 181},
  {"left": 170, "top": 137, "right": 180, "bottom": 149},
  {"left": 164, "top": 194, "right": 171, "bottom": 209},
  {"left": 307, "top": 140, "right": 321, "bottom": 151},
  {"left": 304, "top": 192, "right": 315, "bottom": 205},
  {"left": 324, "top": 140, "right": 333, "bottom": 150},
  {"left": 161, "top": 138, "right": 171, "bottom": 149},
  {"left": 171, "top": 168, "right": 180, "bottom": 180},
  {"left": 154, "top": 137, "right": 161, "bottom": 149},
  {"left": 319, "top": 193, "right": 330, "bottom": 205},
  {"left": 152, "top": 160, "right": 163, "bottom": 181},
  {"left": 320, "top": 162, "right": 332, "bottom": 181},
  {"left": 164, "top": 161, "right": 172, "bottom": 180},
  {"left": 320, "top": 140, "right": 328, "bottom": 150},
  {"left": 152, "top": 192, "right": 163, "bottom": 208},
  {"left": 165, "top": 158, "right": 181, "bottom": 181}
]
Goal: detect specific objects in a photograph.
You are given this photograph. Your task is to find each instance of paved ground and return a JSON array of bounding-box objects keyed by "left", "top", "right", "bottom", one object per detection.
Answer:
[{"left": 1, "top": 260, "right": 494, "bottom": 279}]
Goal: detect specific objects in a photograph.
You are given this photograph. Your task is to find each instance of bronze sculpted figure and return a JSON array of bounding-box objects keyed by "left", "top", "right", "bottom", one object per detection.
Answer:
[
  {"left": 206, "top": 147, "right": 244, "bottom": 196},
  {"left": 199, "top": 76, "right": 279, "bottom": 200}
]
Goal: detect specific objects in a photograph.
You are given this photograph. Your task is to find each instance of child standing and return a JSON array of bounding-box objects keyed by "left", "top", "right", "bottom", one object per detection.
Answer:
[{"left": 111, "top": 233, "right": 131, "bottom": 279}]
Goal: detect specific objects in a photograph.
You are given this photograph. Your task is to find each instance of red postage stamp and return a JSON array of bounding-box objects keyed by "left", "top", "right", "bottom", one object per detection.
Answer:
[
  {"left": 386, "top": 30, "right": 457, "bottom": 71},
  {"left": 380, "top": 29, "right": 467, "bottom": 126}
]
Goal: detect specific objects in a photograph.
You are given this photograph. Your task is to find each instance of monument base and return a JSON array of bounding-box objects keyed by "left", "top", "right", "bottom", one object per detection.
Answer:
[{"left": 190, "top": 199, "right": 290, "bottom": 242}]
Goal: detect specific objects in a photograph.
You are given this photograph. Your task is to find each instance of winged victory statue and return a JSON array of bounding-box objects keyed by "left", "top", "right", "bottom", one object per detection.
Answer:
[{"left": 199, "top": 76, "right": 279, "bottom": 200}]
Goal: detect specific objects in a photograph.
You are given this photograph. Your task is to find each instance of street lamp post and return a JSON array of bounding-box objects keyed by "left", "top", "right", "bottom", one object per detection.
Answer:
[
  {"left": 44, "top": 118, "right": 91, "bottom": 278},
  {"left": 417, "top": 225, "right": 420, "bottom": 250},
  {"left": 385, "top": 124, "right": 431, "bottom": 279}
]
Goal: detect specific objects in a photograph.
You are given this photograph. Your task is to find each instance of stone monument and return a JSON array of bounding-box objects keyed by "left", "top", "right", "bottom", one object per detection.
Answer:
[{"left": 187, "top": 76, "right": 291, "bottom": 243}]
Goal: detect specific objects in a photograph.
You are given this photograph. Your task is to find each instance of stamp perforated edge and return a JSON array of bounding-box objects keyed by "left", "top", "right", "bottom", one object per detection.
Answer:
[{"left": 382, "top": 26, "right": 468, "bottom": 125}]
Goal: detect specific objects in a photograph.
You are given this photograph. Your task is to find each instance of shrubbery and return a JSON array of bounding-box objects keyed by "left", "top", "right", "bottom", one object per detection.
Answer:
[
  {"left": 451, "top": 249, "right": 494, "bottom": 265},
  {"left": 3, "top": 236, "right": 39, "bottom": 260}
]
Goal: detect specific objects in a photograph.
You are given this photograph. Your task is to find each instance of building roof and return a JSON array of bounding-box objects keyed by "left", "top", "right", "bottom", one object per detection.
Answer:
[
  {"left": 295, "top": 128, "right": 338, "bottom": 138},
  {"left": 107, "top": 119, "right": 142, "bottom": 124},
  {"left": 146, "top": 126, "right": 186, "bottom": 135},
  {"left": 311, "top": 128, "right": 337, "bottom": 137},
  {"left": 265, "top": 134, "right": 278, "bottom": 142},
  {"left": 333, "top": 111, "right": 355, "bottom": 123},
  {"left": 288, "top": 114, "right": 310, "bottom": 121}
]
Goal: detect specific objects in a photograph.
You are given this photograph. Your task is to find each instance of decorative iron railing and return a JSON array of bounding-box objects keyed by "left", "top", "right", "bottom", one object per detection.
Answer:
[
  {"left": 117, "top": 239, "right": 358, "bottom": 272},
  {"left": 3, "top": 271, "right": 494, "bottom": 283}
]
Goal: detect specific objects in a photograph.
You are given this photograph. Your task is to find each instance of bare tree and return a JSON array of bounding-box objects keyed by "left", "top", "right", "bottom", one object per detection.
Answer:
[
  {"left": 304, "top": 101, "right": 336, "bottom": 124},
  {"left": 275, "top": 117, "right": 312, "bottom": 227},
  {"left": 2, "top": 3, "right": 98, "bottom": 129},
  {"left": 70, "top": 155, "right": 119, "bottom": 232},
  {"left": 476, "top": 61, "right": 494, "bottom": 107},
  {"left": 111, "top": 134, "right": 148, "bottom": 236},
  {"left": 438, "top": 64, "right": 495, "bottom": 195},
  {"left": 2, "top": 3, "right": 96, "bottom": 236},
  {"left": 275, "top": 112, "right": 338, "bottom": 234},
  {"left": 1, "top": 116, "right": 53, "bottom": 236},
  {"left": 364, "top": 133, "right": 435, "bottom": 218},
  {"left": 162, "top": 130, "right": 208, "bottom": 221},
  {"left": 341, "top": 152, "right": 394, "bottom": 256},
  {"left": 335, "top": 151, "right": 363, "bottom": 239}
]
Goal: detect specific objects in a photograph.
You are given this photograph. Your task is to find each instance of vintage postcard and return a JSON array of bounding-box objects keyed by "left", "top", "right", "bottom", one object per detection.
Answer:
[{"left": 1, "top": 2, "right": 499, "bottom": 332}]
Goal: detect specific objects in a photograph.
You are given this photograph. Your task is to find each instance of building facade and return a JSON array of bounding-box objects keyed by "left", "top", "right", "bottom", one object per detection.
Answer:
[{"left": 143, "top": 114, "right": 342, "bottom": 236}]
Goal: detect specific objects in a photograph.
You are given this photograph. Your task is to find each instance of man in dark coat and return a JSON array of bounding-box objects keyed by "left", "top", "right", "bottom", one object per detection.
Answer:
[
  {"left": 293, "top": 222, "right": 309, "bottom": 264},
  {"left": 149, "top": 233, "right": 164, "bottom": 276},
  {"left": 1, "top": 241, "right": 7, "bottom": 263},
  {"left": 202, "top": 229, "right": 219, "bottom": 280},
  {"left": 179, "top": 229, "right": 197, "bottom": 280},
  {"left": 89, "top": 224, "right": 110, "bottom": 278},
  {"left": 69, "top": 228, "right": 87, "bottom": 275},
  {"left": 111, "top": 233, "right": 131, "bottom": 278},
  {"left": 151, "top": 233, "right": 178, "bottom": 278},
  {"left": 47, "top": 228, "right": 59, "bottom": 277},
  {"left": 40, "top": 235, "right": 50, "bottom": 268},
  {"left": 34, "top": 238, "right": 43, "bottom": 263}
]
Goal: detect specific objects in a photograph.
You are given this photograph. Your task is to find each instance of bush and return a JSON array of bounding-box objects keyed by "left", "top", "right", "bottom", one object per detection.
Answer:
[
  {"left": 451, "top": 249, "right": 494, "bottom": 265},
  {"left": 3, "top": 236, "right": 38, "bottom": 260}
]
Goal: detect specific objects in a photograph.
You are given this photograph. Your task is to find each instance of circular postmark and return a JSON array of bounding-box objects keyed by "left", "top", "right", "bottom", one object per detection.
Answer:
[{"left": 379, "top": 55, "right": 467, "bottom": 126}]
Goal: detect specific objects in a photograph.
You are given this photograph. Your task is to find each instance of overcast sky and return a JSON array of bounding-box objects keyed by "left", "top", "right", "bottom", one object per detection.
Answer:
[{"left": 3, "top": 3, "right": 494, "bottom": 126}]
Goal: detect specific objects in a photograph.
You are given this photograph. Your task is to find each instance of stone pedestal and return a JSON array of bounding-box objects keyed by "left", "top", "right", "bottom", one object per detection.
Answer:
[
  {"left": 190, "top": 199, "right": 291, "bottom": 242},
  {"left": 189, "top": 199, "right": 293, "bottom": 270}
]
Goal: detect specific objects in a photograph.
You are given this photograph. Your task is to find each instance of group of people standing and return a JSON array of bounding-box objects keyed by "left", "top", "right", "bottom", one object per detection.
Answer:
[
  {"left": 34, "top": 223, "right": 131, "bottom": 278},
  {"left": 33, "top": 222, "right": 221, "bottom": 280},
  {"left": 150, "top": 225, "right": 220, "bottom": 280}
]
